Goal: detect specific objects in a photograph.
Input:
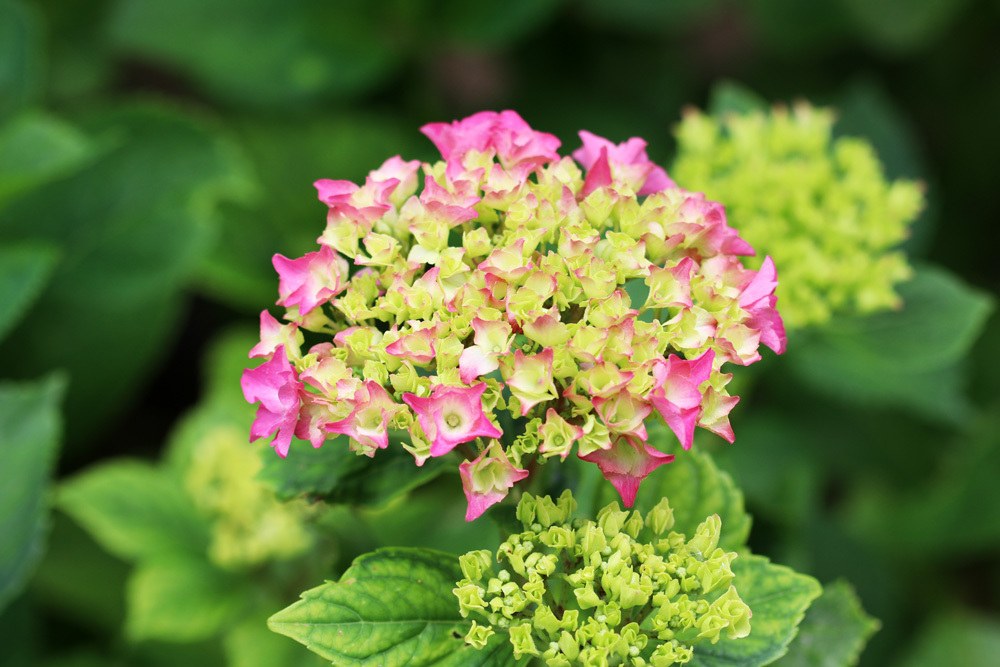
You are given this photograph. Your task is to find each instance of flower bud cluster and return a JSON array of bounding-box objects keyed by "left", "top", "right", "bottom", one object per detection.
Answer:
[
  {"left": 242, "top": 110, "right": 786, "bottom": 519},
  {"left": 455, "top": 492, "right": 751, "bottom": 666},
  {"left": 673, "top": 102, "right": 923, "bottom": 328}
]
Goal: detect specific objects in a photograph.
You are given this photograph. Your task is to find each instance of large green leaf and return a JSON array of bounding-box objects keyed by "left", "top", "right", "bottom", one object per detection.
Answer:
[
  {"left": 225, "top": 611, "right": 329, "bottom": 667},
  {"left": 0, "top": 113, "right": 94, "bottom": 209},
  {"left": 777, "top": 580, "right": 879, "bottom": 667},
  {"left": 590, "top": 425, "right": 752, "bottom": 551},
  {"left": 269, "top": 547, "right": 519, "bottom": 666},
  {"left": 0, "top": 375, "right": 64, "bottom": 611},
  {"left": 787, "top": 265, "right": 994, "bottom": 422},
  {"left": 126, "top": 554, "right": 250, "bottom": 642},
  {"left": 109, "top": 0, "right": 399, "bottom": 109},
  {"left": 690, "top": 555, "right": 822, "bottom": 667},
  {"left": 0, "top": 103, "right": 253, "bottom": 447},
  {"left": 58, "top": 460, "right": 210, "bottom": 561},
  {"left": 0, "top": 243, "right": 57, "bottom": 344},
  {"left": 897, "top": 613, "right": 1000, "bottom": 667}
]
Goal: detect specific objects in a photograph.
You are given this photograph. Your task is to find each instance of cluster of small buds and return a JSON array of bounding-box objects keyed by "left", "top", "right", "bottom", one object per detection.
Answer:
[
  {"left": 673, "top": 102, "right": 923, "bottom": 328},
  {"left": 241, "top": 110, "right": 786, "bottom": 520},
  {"left": 454, "top": 491, "right": 752, "bottom": 666}
]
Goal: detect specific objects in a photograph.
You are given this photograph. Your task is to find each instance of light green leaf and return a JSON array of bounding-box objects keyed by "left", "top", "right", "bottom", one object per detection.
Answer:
[
  {"left": 126, "top": 554, "right": 250, "bottom": 642},
  {"left": 788, "top": 265, "right": 994, "bottom": 422},
  {"left": 0, "top": 376, "right": 64, "bottom": 611},
  {"left": 0, "top": 113, "right": 93, "bottom": 210},
  {"left": 777, "top": 580, "right": 879, "bottom": 667},
  {"left": 0, "top": 103, "right": 253, "bottom": 445},
  {"left": 225, "top": 611, "right": 328, "bottom": 667},
  {"left": 0, "top": 243, "right": 57, "bottom": 344},
  {"left": 897, "top": 613, "right": 1000, "bottom": 667},
  {"left": 269, "top": 547, "right": 519, "bottom": 666},
  {"left": 709, "top": 81, "right": 769, "bottom": 116},
  {"left": 690, "top": 555, "right": 822, "bottom": 667},
  {"left": 58, "top": 460, "right": 210, "bottom": 561},
  {"left": 592, "top": 425, "right": 752, "bottom": 551}
]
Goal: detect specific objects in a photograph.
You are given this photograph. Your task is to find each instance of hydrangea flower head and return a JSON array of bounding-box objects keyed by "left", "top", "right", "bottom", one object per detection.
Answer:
[
  {"left": 242, "top": 110, "right": 786, "bottom": 518},
  {"left": 673, "top": 102, "right": 923, "bottom": 328},
  {"left": 454, "top": 491, "right": 752, "bottom": 665}
]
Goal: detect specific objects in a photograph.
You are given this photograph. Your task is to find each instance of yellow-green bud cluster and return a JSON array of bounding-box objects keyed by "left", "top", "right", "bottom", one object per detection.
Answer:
[
  {"left": 673, "top": 102, "right": 923, "bottom": 328},
  {"left": 454, "top": 491, "right": 751, "bottom": 666}
]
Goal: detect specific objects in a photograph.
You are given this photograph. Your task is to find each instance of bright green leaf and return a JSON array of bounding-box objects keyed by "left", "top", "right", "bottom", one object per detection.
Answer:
[
  {"left": 269, "top": 547, "right": 519, "bottom": 666},
  {"left": 58, "top": 460, "right": 210, "bottom": 561},
  {"left": 0, "top": 243, "right": 57, "bottom": 344},
  {"left": 897, "top": 613, "right": 1000, "bottom": 667},
  {"left": 788, "top": 265, "right": 994, "bottom": 422},
  {"left": 777, "top": 580, "right": 879, "bottom": 667},
  {"left": 0, "top": 375, "right": 64, "bottom": 611},
  {"left": 0, "top": 113, "right": 94, "bottom": 210},
  {"left": 592, "top": 424, "right": 752, "bottom": 551},
  {"left": 691, "top": 555, "right": 822, "bottom": 667},
  {"left": 126, "top": 554, "right": 250, "bottom": 642}
]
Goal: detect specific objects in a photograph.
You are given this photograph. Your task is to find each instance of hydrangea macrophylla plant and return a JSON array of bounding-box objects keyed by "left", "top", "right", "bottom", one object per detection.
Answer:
[
  {"left": 454, "top": 491, "right": 752, "bottom": 665},
  {"left": 673, "top": 103, "right": 923, "bottom": 328},
  {"left": 242, "top": 110, "right": 786, "bottom": 519}
]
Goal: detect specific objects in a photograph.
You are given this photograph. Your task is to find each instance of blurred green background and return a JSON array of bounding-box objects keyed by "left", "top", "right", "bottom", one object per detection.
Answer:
[{"left": 2, "top": 0, "right": 1000, "bottom": 665}]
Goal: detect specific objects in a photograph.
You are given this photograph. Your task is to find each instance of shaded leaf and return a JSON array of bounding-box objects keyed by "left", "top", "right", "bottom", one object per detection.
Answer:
[
  {"left": 691, "top": 555, "right": 822, "bottom": 667},
  {"left": 787, "top": 265, "right": 993, "bottom": 422},
  {"left": 709, "top": 80, "right": 769, "bottom": 116},
  {"left": 0, "top": 243, "right": 58, "bottom": 344},
  {"left": 0, "top": 113, "right": 94, "bottom": 209},
  {"left": 269, "top": 547, "right": 519, "bottom": 666},
  {"left": 0, "top": 375, "right": 64, "bottom": 611},
  {"left": 58, "top": 460, "right": 210, "bottom": 561},
  {"left": 126, "top": 554, "right": 250, "bottom": 642},
  {"left": 777, "top": 580, "right": 879, "bottom": 667},
  {"left": 0, "top": 0, "right": 44, "bottom": 118},
  {"left": 839, "top": 0, "right": 974, "bottom": 54},
  {"left": 897, "top": 613, "right": 1000, "bottom": 667}
]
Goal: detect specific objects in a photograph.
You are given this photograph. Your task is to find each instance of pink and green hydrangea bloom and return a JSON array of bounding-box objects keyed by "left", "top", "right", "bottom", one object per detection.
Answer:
[{"left": 243, "top": 109, "right": 786, "bottom": 518}]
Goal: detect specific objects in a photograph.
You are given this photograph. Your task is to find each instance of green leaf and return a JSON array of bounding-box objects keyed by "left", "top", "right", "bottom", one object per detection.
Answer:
[
  {"left": 258, "top": 436, "right": 449, "bottom": 508},
  {"left": 839, "top": 0, "right": 974, "bottom": 54},
  {"left": 429, "top": 0, "right": 564, "bottom": 47},
  {"left": 0, "top": 103, "right": 253, "bottom": 446},
  {"left": 225, "top": 611, "right": 328, "bottom": 667},
  {"left": 787, "top": 265, "right": 994, "bottom": 422},
  {"left": 126, "top": 554, "right": 250, "bottom": 642},
  {"left": 0, "top": 375, "right": 64, "bottom": 611},
  {"left": 0, "top": 113, "right": 94, "bottom": 210},
  {"left": 591, "top": 425, "right": 752, "bottom": 551},
  {"left": 58, "top": 460, "right": 210, "bottom": 561},
  {"left": 777, "top": 580, "right": 879, "bottom": 667},
  {"left": 708, "top": 81, "right": 769, "bottom": 116},
  {"left": 897, "top": 613, "right": 1000, "bottom": 667},
  {"left": 690, "top": 555, "right": 822, "bottom": 667},
  {"left": 0, "top": 0, "right": 44, "bottom": 119},
  {"left": 269, "top": 547, "right": 519, "bottom": 666},
  {"left": 0, "top": 243, "right": 57, "bottom": 344},
  {"left": 109, "top": 0, "right": 399, "bottom": 109}
]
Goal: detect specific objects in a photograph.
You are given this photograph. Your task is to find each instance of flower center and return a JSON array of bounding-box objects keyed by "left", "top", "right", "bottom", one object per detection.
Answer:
[{"left": 445, "top": 413, "right": 462, "bottom": 429}]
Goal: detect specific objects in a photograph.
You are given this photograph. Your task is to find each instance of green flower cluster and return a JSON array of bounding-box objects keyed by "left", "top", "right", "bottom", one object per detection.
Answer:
[
  {"left": 454, "top": 491, "right": 751, "bottom": 666},
  {"left": 673, "top": 103, "right": 923, "bottom": 328}
]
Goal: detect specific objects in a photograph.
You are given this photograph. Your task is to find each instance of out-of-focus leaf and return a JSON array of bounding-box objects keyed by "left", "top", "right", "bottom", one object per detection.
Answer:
[
  {"left": 787, "top": 265, "right": 993, "bottom": 422},
  {"left": 0, "top": 103, "right": 253, "bottom": 446},
  {"left": 0, "top": 243, "right": 57, "bottom": 344},
  {"left": 834, "top": 79, "right": 935, "bottom": 256},
  {"left": 747, "top": 0, "right": 852, "bottom": 55},
  {"left": 690, "top": 555, "right": 822, "bottom": 667},
  {"left": 109, "top": 0, "right": 400, "bottom": 109},
  {"left": 896, "top": 613, "right": 1000, "bottom": 667},
  {"left": 591, "top": 424, "right": 752, "bottom": 551},
  {"left": 34, "top": 0, "right": 115, "bottom": 102},
  {"left": 0, "top": 0, "right": 43, "bottom": 118},
  {"left": 708, "top": 81, "right": 768, "bottom": 116},
  {"left": 269, "top": 547, "right": 519, "bottom": 666},
  {"left": 126, "top": 554, "right": 250, "bottom": 642},
  {"left": 839, "top": 0, "right": 974, "bottom": 54},
  {"left": 0, "top": 113, "right": 94, "bottom": 209},
  {"left": 30, "top": 512, "right": 129, "bottom": 632},
  {"left": 431, "top": 0, "right": 564, "bottom": 46},
  {"left": 58, "top": 461, "right": 210, "bottom": 561},
  {"left": 580, "top": 0, "right": 720, "bottom": 32},
  {"left": 0, "top": 376, "right": 64, "bottom": 611},
  {"left": 225, "top": 611, "right": 328, "bottom": 667},
  {"left": 777, "top": 580, "right": 879, "bottom": 667}
]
